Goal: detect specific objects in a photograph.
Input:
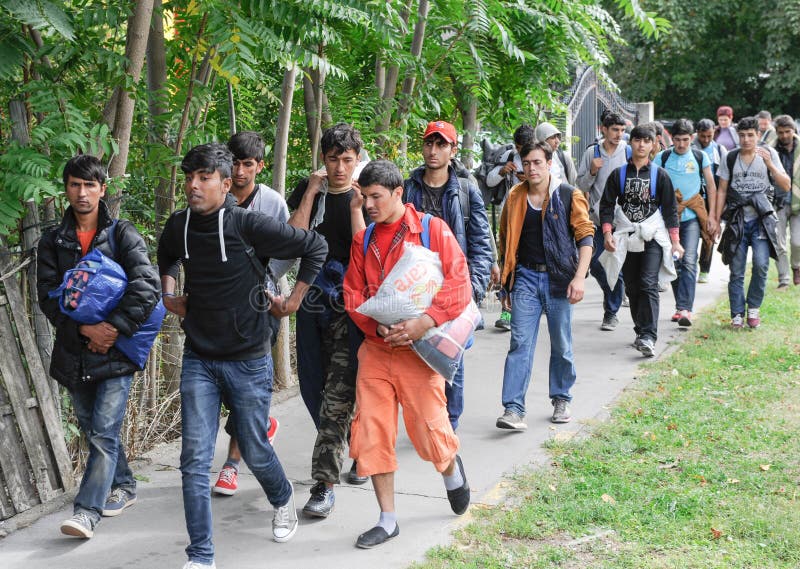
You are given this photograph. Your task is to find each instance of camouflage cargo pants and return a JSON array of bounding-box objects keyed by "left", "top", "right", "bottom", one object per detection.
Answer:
[{"left": 310, "top": 309, "right": 359, "bottom": 483}]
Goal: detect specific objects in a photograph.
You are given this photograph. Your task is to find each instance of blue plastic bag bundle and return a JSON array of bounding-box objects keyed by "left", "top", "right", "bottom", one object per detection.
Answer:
[
  {"left": 49, "top": 249, "right": 164, "bottom": 370},
  {"left": 49, "top": 249, "right": 127, "bottom": 324},
  {"left": 115, "top": 300, "right": 166, "bottom": 368}
]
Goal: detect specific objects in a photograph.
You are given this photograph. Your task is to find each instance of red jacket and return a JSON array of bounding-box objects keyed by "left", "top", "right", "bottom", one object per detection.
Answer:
[{"left": 344, "top": 204, "right": 472, "bottom": 342}]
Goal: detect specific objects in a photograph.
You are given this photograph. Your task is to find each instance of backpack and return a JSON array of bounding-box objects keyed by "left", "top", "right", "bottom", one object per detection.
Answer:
[
  {"left": 618, "top": 164, "right": 659, "bottom": 198},
  {"left": 659, "top": 148, "right": 706, "bottom": 182},
  {"left": 592, "top": 143, "right": 633, "bottom": 161},
  {"left": 474, "top": 139, "right": 515, "bottom": 205},
  {"left": 449, "top": 157, "right": 473, "bottom": 226},
  {"left": 363, "top": 213, "right": 432, "bottom": 256},
  {"left": 725, "top": 146, "right": 775, "bottom": 187}
]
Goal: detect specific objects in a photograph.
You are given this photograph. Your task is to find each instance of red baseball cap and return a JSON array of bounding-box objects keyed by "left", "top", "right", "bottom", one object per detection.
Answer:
[{"left": 423, "top": 120, "right": 458, "bottom": 144}]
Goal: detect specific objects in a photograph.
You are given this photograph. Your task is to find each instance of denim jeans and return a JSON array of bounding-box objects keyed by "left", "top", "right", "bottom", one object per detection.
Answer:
[
  {"left": 70, "top": 374, "right": 135, "bottom": 523},
  {"left": 500, "top": 267, "right": 576, "bottom": 416},
  {"left": 589, "top": 228, "right": 625, "bottom": 317},
  {"left": 622, "top": 239, "right": 662, "bottom": 342},
  {"left": 445, "top": 359, "right": 465, "bottom": 430},
  {"left": 180, "top": 350, "right": 291, "bottom": 565},
  {"left": 729, "top": 218, "right": 771, "bottom": 316},
  {"left": 671, "top": 218, "right": 700, "bottom": 311}
]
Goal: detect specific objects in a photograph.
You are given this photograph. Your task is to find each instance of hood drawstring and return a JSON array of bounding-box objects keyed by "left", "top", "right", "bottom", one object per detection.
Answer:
[
  {"left": 183, "top": 209, "right": 191, "bottom": 259},
  {"left": 182, "top": 207, "right": 228, "bottom": 262},
  {"left": 218, "top": 208, "right": 227, "bottom": 262}
]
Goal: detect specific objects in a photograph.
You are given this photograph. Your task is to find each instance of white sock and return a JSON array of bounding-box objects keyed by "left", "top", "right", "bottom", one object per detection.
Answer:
[
  {"left": 443, "top": 466, "right": 464, "bottom": 491},
  {"left": 378, "top": 511, "right": 397, "bottom": 533}
]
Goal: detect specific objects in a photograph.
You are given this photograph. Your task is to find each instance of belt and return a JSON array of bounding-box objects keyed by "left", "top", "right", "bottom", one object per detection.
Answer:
[{"left": 518, "top": 261, "right": 548, "bottom": 272}]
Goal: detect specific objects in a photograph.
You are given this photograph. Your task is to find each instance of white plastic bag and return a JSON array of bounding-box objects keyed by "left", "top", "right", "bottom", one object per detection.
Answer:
[
  {"left": 356, "top": 243, "right": 443, "bottom": 325},
  {"left": 411, "top": 300, "right": 481, "bottom": 383}
]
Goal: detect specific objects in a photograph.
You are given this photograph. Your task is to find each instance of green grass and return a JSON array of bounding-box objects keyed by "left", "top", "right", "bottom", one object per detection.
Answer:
[{"left": 413, "top": 281, "right": 800, "bottom": 569}]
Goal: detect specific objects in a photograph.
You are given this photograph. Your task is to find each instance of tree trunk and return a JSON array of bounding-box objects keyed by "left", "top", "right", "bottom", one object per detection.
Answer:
[
  {"left": 458, "top": 92, "right": 478, "bottom": 170},
  {"left": 375, "top": 1, "right": 412, "bottom": 155},
  {"left": 396, "top": 0, "right": 429, "bottom": 159},
  {"left": 302, "top": 72, "right": 319, "bottom": 169},
  {"left": 270, "top": 64, "right": 298, "bottom": 390},
  {"left": 375, "top": 57, "right": 386, "bottom": 97},
  {"left": 147, "top": 0, "right": 171, "bottom": 235},
  {"left": 106, "top": 0, "right": 155, "bottom": 219},
  {"left": 227, "top": 81, "right": 237, "bottom": 135}
]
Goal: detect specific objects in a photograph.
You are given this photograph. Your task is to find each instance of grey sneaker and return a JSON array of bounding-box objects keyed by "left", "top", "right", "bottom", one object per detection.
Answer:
[
  {"left": 60, "top": 512, "right": 95, "bottom": 538},
  {"left": 102, "top": 487, "right": 137, "bottom": 517},
  {"left": 272, "top": 483, "right": 298, "bottom": 542},
  {"left": 638, "top": 337, "right": 655, "bottom": 357},
  {"left": 302, "top": 481, "right": 335, "bottom": 518},
  {"left": 600, "top": 313, "right": 619, "bottom": 331},
  {"left": 551, "top": 399, "right": 572, "bottom": 423},
  {"left": 496, "top": 410, "right": 527, "bottom": 430}
]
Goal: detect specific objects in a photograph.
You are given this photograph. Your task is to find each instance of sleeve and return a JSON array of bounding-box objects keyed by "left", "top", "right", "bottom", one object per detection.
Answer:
[
  {"left": 36, "top": 230, "right": 82, "bottom": 347},
  {"left": 465, "top": 184, "right": 493, "bottom": 302},
  {"left": 569, "top": 189, "right": 595, "bottom": 247},
  {"left": 425, "top": 217, "right": 472, "bottom": 326},
  {"left": 244, "top": 211, "right": 327, "bottom": 285},
  {"left": 343, "top": 230, "right": 378, "bottom": 336},
  {"left": 701, "top": 151, "right": 711, "bottom": 170},
  {"left": 576, "top": 147, "right": 596, "bottom": 192},
  {"left": 565, "top": 152, "right": 579, "bottom": 186},
  {"left": 658, "top": 170, "right": 680, "bottom": 230},
  {"left": 107, "top": 221, "right": 161, "bottom": 337},
  {"left": 264, "top": 192, "right": 298, "bottom": 280},
  {"left": 286, "top": 179, "right": 308, "bottom": 211},
  {"left": 486, "top": 149, "right": 512, "bottom": 188},
  {"left": 599, "top": 166, "right": 622, "bottom": 229},
  {"left": 718, "top": 153, "right": 731, "bottom": 181},
  {"left": 157, "top": 214, "right": 181, "bottom": 279}
]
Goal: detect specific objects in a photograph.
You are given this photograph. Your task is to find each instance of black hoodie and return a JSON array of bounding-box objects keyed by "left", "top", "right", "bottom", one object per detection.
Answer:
[{"left": 157, "top": 194, "right": 327, "bottom": 359}]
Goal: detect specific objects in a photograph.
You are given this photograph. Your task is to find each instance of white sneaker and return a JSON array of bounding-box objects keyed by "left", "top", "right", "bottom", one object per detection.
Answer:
[
  {"left": 272, "top": 482, "right": 298, "bottom": 542},
  {"left": 182, "top": 562, "right": 216, "bottom": 569}
]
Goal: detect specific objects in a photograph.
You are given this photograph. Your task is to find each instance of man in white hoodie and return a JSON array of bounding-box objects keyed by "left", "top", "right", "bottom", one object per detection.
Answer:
[{"left": 576, "top": 111, "right": 630, "bottom": 332}]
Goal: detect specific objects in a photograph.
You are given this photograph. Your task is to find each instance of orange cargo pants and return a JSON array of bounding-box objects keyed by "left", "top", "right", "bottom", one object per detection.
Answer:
[{"left": 349, "top": 340, "right": 459, "bottom": 477}]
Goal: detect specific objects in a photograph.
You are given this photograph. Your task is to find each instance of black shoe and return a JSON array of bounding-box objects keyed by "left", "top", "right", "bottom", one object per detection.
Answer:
[
  {"left": 302, "top": 481, "right": 335, "bottom": 518},
  {"left": 356, "top": 524, "right": 399, "bottom": 549},
  {"left": 345, "top": 461, "right": 369, "bottom": 485},
  {"left": 446, "top": 455, "right": 470, "bottom": 515}
]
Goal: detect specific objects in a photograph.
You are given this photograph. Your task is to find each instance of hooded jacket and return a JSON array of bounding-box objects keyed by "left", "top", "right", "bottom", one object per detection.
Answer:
[
  {"left": 36, "top": 200, "right": 160, "bottom": 387},
  {"left": 718, "top": 192, "right": 779, "bottom": 265},
  {"left": 403, "top": 163, "right": 493, "bottom": 302},
  {"left": 157, "top": 194, "right": 327, "bottom": 359}
]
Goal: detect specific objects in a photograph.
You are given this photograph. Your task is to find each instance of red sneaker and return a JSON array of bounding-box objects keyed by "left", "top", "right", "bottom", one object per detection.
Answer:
[
  {"left": 746, "top": 308, "right": 760, "bottom": 328},
  {"left": 213, "top": 465, "right": 238, "bottom": 496},
  {"left": 267, "top": 416, "right": 280, "bottom": 445},
  {"left": 670, "top": 310, "right": 681, "bottom": 322}
]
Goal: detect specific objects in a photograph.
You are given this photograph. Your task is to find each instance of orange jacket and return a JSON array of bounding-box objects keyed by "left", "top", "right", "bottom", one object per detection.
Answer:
[{"left": 344, "top": 204, "right": 472, "bottom": 342}]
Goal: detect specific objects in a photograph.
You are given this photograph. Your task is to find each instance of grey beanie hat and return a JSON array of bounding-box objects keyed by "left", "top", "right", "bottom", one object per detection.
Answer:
[{"left": 534, "top": 122, "right": 560, "bottom": 142}]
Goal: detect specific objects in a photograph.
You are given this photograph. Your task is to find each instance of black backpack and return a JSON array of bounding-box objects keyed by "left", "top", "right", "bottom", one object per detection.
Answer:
[
  {"left": 474, "top": 139, "right": 515, "bottom": 205},
  {"left": 725, "top": 146, "right": 775, "bottom": 187}
]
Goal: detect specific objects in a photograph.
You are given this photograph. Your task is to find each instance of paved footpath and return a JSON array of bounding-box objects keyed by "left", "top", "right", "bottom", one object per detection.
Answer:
[{"left": 0, "top": 260, "right": 730, "bottom": 569}]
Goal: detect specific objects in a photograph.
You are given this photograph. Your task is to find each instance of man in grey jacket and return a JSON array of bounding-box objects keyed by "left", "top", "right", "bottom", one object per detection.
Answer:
[{"left": 576, "top": 111, "right": 629, "bottom": 331}]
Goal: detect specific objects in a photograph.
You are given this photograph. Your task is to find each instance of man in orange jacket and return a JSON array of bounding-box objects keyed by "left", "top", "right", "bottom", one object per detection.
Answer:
[{"left": 343, "top": 160, "right": 472, "bottom": 549}]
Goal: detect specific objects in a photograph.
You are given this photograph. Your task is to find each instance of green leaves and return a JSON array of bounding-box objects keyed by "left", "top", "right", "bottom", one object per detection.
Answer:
[{"left": 2, "top": 0, "right": 75, "bottom": 41}]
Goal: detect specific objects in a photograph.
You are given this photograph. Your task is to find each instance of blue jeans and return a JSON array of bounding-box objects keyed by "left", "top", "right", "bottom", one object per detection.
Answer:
[
  {"left": 445, "top": 359, "right": 465, "bottom": 430},
  {"left": 180, "top": 350, "right": 291, "bottom": 565},
  {"left": 590, "top": 228, "right": 625, "bottom": 317},
  {"left": 70, "top": 374, "right": 135, "bottom": 523},
  {"left": 728, "top": 218, "right": 771, "bottom": 316},
  {"left": 671, "top": 218, "right": 700, "bottom": 311},
  {"left": 500, "top": 267, "right": 576, "bottom": 416}
]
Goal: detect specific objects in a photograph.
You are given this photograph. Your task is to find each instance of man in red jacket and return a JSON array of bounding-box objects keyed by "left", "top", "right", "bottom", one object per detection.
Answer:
[{"left": 343, "top": 160, "right": 472, "bottom": 549}]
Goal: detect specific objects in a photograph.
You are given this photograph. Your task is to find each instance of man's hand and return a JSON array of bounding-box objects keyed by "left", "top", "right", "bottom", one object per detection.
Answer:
[
  {"left": 80, "top": 322, "right": 118, "bottom": 354},
  {"left": 590, "top": 156, "right": 603, "bottom": 176},
  {"left": 514, "top": 171, "right": 527, "bottom": 182},
  {"left": 490, "top": 263, "right": 501, "bottom": 286},
  {"left": 500, "top": 161, "right": 516, "bottom": 176},
  {"left": 671, "top": 241, "right": 685, "bottom": 260},
  {"left": 706, "top": 217, "right": 718, "bottom": 239},
  {"left": 603, "top": 232, "right": 617, "bottom": 252},
  {"left": 566, "top": 275, "right": 586, "bottom": 305},
  {"left": 755, "top": 146, "right": 772, "bottom": 167},
  {"left": 382, "top": 315, "right": 435, "bottom": 347},
  {"left": 163, "top": 295, "right": 188, "bottom": 317},
  {"left": 501, "top": 291, "right": 512, "bottom": 311},
  {"left": 306, "top": 168, "right": 328, "bottom": 196},
  {"left": 350, "top": 181, "right": 364, "bottom": 211},
  {"left": 268, "top": 293, "right": 299, "bottom": 319}
]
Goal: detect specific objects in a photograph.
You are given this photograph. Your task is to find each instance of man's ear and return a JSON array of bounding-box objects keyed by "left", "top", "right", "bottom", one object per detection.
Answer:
[
  {"left": 222, "top": 177, "right": 232, "bottom": 193},
  {"left": 394, "top": 185, "right": 404, "bottom": 201},
  {"left": 449, "top": 145, "right": 458, "bottom": 159},
  {"left": 99, "top": 183, "right": 107, "bottom": 198},
  {"left": 256, "top": 160, "right": 265, "bottom": 174}
]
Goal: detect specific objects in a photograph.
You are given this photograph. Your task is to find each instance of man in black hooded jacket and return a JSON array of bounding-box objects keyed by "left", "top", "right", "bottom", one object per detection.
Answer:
[{"left": 37, "top": 154, "right": 160, "bottom": 539}]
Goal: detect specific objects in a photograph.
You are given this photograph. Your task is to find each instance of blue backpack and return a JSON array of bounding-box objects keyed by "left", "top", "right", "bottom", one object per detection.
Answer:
[
  {"left": 363, "top": 213, "right": 432, "bottom": 255},
  {"left": 593, "top": 143, "right": 633, "bottom": 161},
  {"left": 618, "top": 163, "right": 659, "bottom": 199}
]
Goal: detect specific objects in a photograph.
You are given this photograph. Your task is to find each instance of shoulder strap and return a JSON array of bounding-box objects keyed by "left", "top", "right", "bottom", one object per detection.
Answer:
[
  {"left": 234, "top": 210, "right": 267, "bottom": 282},
  {"left": 361, "top": 213, "right": 432, "bottom": 256},
  {"left": 691, "top": 148, "right": 706, "bottom": 180},
  {"left": 593, "top": 144, "right": 601, "bottom": 160},
  {"left": 619, "top": 164, "right": 658, "bottom": 198},
  {"left": 727, "top": 148, "right": 739, "bottom": 174},
  {"left": 659, "top": 149, "right": 672, "bottom": 168},
  {"left": 362, "top": 223, "right": 376, "bottom": 257},
  {"left": 625, "top": 145, "right": 632, "bottom": 160},
  {"left": 456, "top": 177, "right": 471, "bottom": 224}
]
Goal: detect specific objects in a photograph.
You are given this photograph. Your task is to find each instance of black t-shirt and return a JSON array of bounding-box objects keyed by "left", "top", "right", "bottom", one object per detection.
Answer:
[
  {"left": 517, "top": 201, "right": 546, "bottom": 266},
  {"left": 238, "top": 186, "right": 259, "bottom": 210},
  {"left": 420, "top": 181, "right": 446, "bottom": 219},
  {"left": 287, "top": 179, "right": 355, "bottom": 263}
]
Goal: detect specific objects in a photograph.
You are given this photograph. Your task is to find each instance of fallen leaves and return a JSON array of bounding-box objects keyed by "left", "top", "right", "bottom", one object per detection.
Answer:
[
  {"left": 601, "top": 493, "right": 616, "bottom": 505},
  {"left": 759, "top": 464, "right": 771, "bottom": 471},
  {"left": 710, "top": 527, "right": 724, "bottom": 539}
]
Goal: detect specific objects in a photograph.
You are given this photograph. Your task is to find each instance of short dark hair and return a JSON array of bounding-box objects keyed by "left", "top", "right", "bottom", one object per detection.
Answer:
[
  {"left": 320, "top": 122, "right": 363, "bottom": 157},
  {"left": 228, "top": 131, "right": 265, "bottom": 162},
  {"left": 696, "top": 118, "right": 715, "bottom": 132},
  {"left": 181, "top": 143, "right": 233, "bottom": 179},
  {"left": 602, "top": 112, "right": 625, "bottom": 128},
  {"left": 630, "top": 124, "right": 656, "bottom": 142},
  {"left": 774, "top": 114, "right": 796, "bottom": 131},
  {"left": 519, "top": 141, "right": 553, "bottom": 162},
  {"left": 513, "top": 124, "right": 536, "bottom": 146},
  {"left": 736, "top": 116, "right": 758, "bottom": 132},
  {"left": 670, "top": 118, "right": 694, "bottom": 137},
  {"left": 755, "top": 110, "right": 772, "bottom": 120},
  {"left": 357, "top": 159, "right": 403, "bottom": 190},
  {"left": 63, "top": 154, "right": 106, "bottom": 186}
]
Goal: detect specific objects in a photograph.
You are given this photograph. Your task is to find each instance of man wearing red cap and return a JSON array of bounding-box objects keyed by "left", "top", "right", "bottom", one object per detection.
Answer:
[{"left": 402, "top": 120, "right": 494, "bottom": 431}]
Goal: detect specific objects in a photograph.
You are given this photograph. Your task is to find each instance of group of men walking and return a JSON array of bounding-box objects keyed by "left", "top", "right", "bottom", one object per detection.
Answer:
[{"left": 35, "top": 101, "right": 798, "bottom": 568}]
